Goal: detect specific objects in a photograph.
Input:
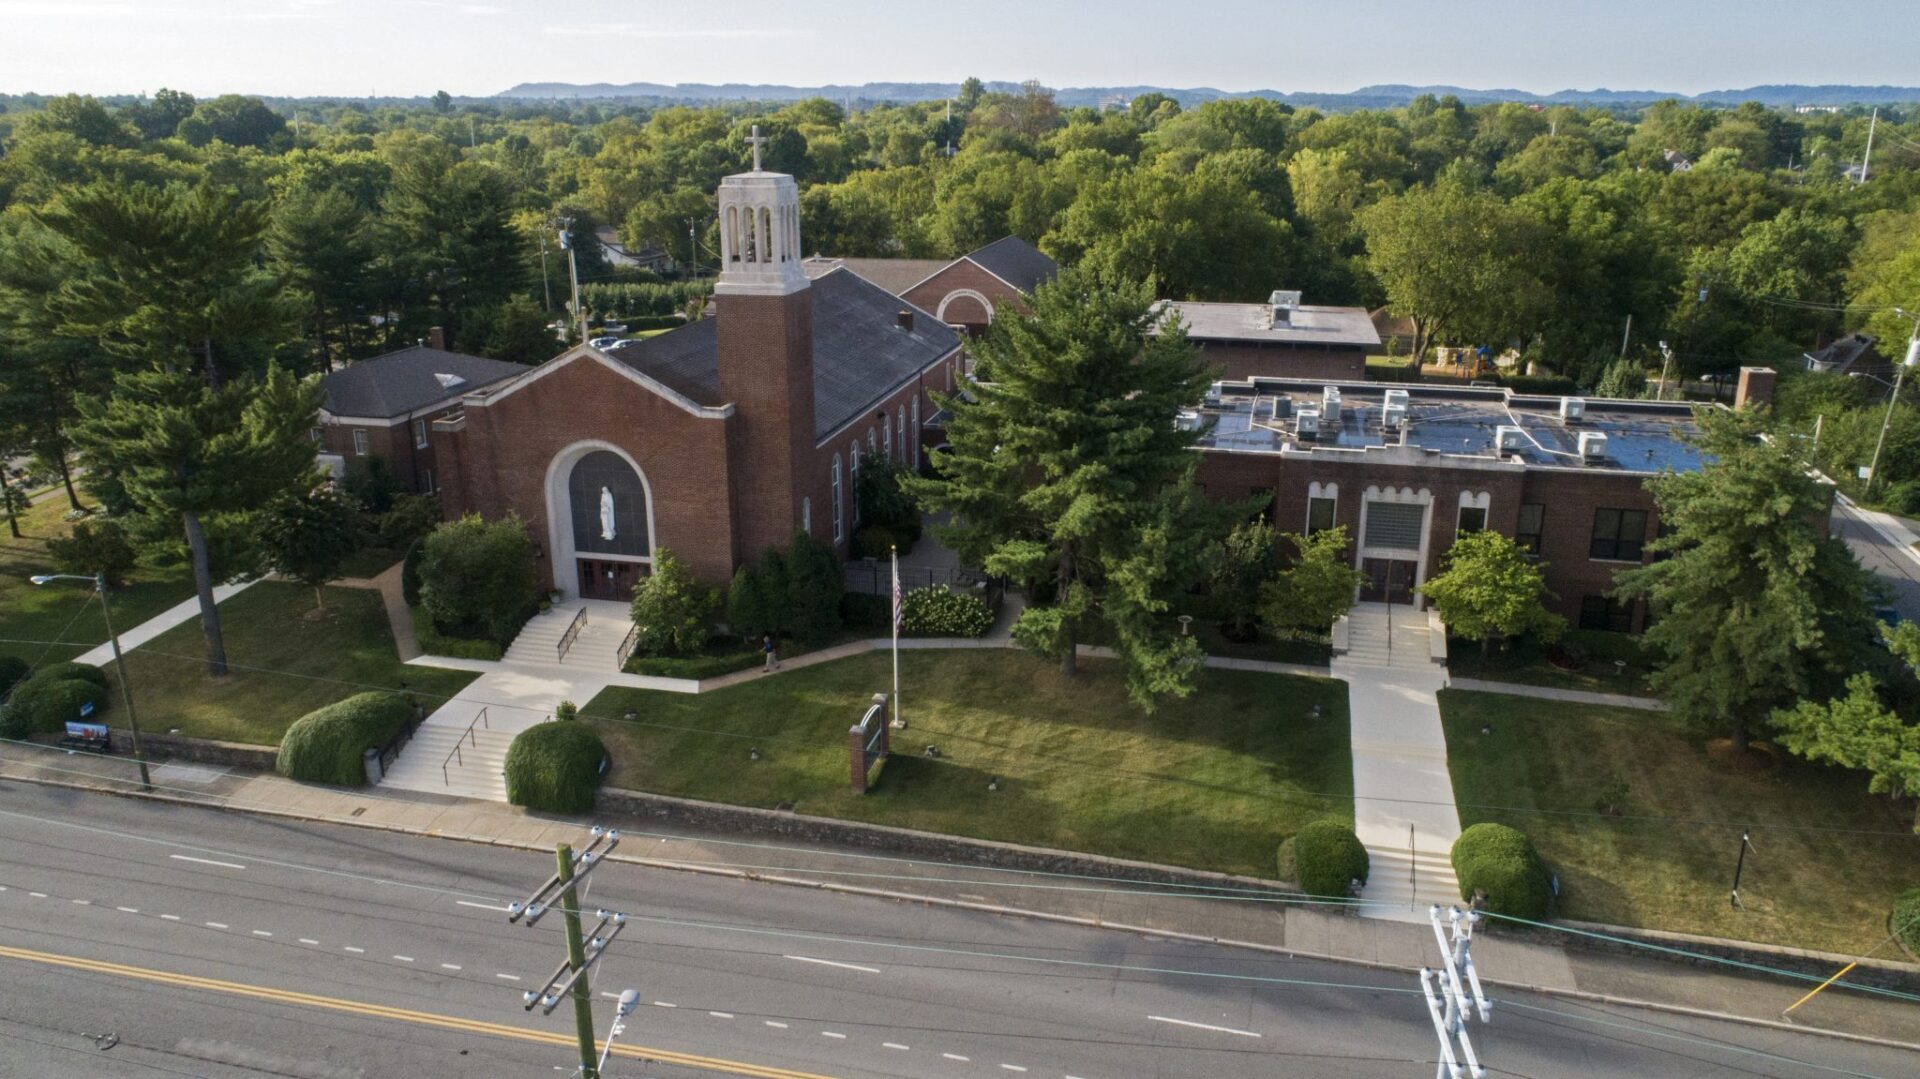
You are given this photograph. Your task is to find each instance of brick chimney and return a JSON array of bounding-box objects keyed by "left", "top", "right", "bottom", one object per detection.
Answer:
[
  {"left": 896, "top": 309, "right": 914, "bottom": 333},
  {"left": 1735, "top": 366, "right": 1776, "bottom": 410},
  {"left": 427, "top": 325, "right": 447, "bottom": 351}
]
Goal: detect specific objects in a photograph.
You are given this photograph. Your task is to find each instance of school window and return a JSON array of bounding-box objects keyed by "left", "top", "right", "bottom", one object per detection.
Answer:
[
  {"left": 1456, "top": 505, "right": 1487, "bottom": 535},
  {"left": 418, "top": 468, "right": 435, "bottom": 494},
  {"left": 1515, "top": 503, "right": 1544, "bottom": 554},
  {"left": 1589, "top": 508, "right": 1648, "bottom": 561},
  {"left": 801, "top": 497, "right": 811, "bottom": 536},
  {"left": 309, "top": 427, "right": 324, "bottom": 443},
  {"left": 1306, "top": 496, "right": 1337, "bottom": 535},
  {"left": 413, "top": 418, "right": 429, "bottom": 449},
  {"left": 849, "top": 443, "right": 861, "bottom": 524},
  {"left": 831, "top": 458, "right": 844, "bottom": 542},
  {"left": 351, "top": 429, "right": 369, "bottom": 456},
  {"left": 1580, "top": 595, "right": 1635, "bottom": 633}
]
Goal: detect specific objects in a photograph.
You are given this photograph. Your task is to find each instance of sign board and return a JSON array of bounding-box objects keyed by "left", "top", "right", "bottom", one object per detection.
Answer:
[
  {"left": 78, "top": 700, "right": 95, "bottom": 718},
  {"left": 848, "top": 693, "right": 890, "bottom": 795},
  {"left": 65, "top": 721, "right": 109, "bottom": 741}
]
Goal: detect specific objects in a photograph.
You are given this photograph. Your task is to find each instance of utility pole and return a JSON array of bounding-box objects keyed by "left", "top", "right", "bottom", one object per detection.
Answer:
[
  {"left": 1656, "top": 340, "right": 1675, "bottom": 401},
  {"left": 508, "top": 828, "right": 624, "bottom": 1079},
  {"left": 1860, "top": 107, "right": 1878, "bottom": 184},
  {"left": 1618, "top": 313, "right": 1632, "bottom": 361},
  {"left": 1863, "top": 308, "right": 1920, "bottom": 501},
  {"left": 559, "top": 217, "right": 586, "bottom": 344},
  {"left": 29, "top": 573, "right": 150, "bottom": 791},
  {"left": 686, "top": 217, "right": 700, "bottom": 277},
  {"left": 1421, "top": 905, "right": 1492, "bottom": 1079}
]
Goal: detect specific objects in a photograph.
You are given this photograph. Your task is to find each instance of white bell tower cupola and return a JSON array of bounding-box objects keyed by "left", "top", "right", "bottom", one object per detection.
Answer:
[{"left": 715, "top": 125, "right": 807, "bottom": 298}]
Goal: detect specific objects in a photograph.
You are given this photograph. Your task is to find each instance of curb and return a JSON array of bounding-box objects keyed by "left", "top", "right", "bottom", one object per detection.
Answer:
[{"left": 5, "top": 769, "right": 1917, "bottom": 1054}]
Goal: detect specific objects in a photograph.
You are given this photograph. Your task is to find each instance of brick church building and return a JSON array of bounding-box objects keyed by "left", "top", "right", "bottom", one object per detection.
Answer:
[{"left": 432, "top": 155, "right": 965, "bottom": 600}]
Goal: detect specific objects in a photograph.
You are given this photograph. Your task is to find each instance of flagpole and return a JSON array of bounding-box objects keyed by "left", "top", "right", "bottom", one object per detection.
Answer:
[{"left": 891, "top": 546, "right": 902, "bottom": 729}]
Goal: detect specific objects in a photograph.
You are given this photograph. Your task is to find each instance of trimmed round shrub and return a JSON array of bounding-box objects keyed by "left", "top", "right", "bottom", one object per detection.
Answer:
[
  {"left": 0, "top": 655, "right": 30, "bottom": 700},
  {"left": 0, "top": 676, "right": 109, "bottom": 738},
  {"left": 33, "top": 661, "right": 109, "bottom": 691},
  {"left": 505, "top": 721, "right": 608, "bottom": 814},
  {"left": 277, "top": 691, "right": 415, "bottom": 786},
  {"left": 1288, "top": 819, "right": 1369, "bottom": 898},
  {"left": 900, "top": 586, "right": 993, "bottom": 637},
  {"left": 1894, "top": 888, "right": 1920, "bottom": 958},
  {"left": 1451, "top": 822, "right": 1553, "bottom": 919}
]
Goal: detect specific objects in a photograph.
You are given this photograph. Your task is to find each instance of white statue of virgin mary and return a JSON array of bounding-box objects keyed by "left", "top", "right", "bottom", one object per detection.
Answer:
[{"left": 599, "top": 486, "right": 616, "bottom": 542}]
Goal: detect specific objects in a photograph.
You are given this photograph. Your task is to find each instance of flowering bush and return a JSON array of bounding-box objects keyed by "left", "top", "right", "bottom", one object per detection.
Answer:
[{"left": 900, "top": 586, "right": 992, "bottom": 638}]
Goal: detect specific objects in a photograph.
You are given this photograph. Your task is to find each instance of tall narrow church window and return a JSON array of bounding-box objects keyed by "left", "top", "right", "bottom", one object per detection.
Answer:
[
  {"left": 866, "top": 428, "right": 877, "bottom": 455},
  {"left": 831, "top": 458, "right": 844, "bottom": 542},
  {"left": 882, "top": 422, "right": 891, "bottom": 460},
  {"left": 742, "top": 206, "right": 757, "bottom": 263},
  {"left": 802, "top": 497, "right": 811, "bottom": 536},
  {"left": 896, "top": 407, "right": 905, "bottom": 460},
  {"left": 849, "top": 445, "right": 861, "bottom": 525},
  {"left": 758, "top": 206, "right": 772, "bottom": 264},
  {"left": 726, "top": 206, "right": 740, "bottom": 263},
  {"left": 910, "top": 397, "right": 920, "bottom": 467}
]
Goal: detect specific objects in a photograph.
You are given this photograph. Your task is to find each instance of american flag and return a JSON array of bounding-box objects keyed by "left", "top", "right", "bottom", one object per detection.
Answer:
[{"left": 891, "top": 548, "right": 903, "bottom": 635}]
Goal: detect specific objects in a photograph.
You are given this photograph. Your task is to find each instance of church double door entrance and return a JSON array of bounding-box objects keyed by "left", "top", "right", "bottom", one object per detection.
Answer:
[
  {"left": 578, "top": 558, "right": 643, "bottom": 602},
  {"left": 1359, "top": 557, "right": 1418, "bottom": 605}
]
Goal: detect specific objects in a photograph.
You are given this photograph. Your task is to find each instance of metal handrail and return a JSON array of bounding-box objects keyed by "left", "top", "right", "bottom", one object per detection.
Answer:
[
  {"left": 441, "top": 706, "right": 489, "bottom": 785},
  {"left": 557, "top": 606, "right": 589, "bottom": 663},
  {"left": 615, "top": 622, "right": 641, "bottom": 671}
]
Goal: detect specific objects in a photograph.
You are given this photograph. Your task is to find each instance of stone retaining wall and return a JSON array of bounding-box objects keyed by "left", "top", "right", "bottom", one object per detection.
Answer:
[
  {"left": 112, "top": 728, "right": 278, "bottom": 772},
  {"left": 1495, "top": 916, "right": 1920, "bottom": 994},
  {"left": 597, "top": 785, "right": 1306, "bottom": 899}
]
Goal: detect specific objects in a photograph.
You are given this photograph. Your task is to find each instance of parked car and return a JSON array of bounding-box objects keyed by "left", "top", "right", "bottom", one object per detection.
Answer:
[
  {"left": 588, "top": 335, "right": 624, "bottom": 350},
  {"left": 601, "top": 322, "right": 628, "bottom": 334}
]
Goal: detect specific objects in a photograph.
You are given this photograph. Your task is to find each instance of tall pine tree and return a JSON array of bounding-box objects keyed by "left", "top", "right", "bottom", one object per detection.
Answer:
[{"left": 906, "top": 267, "right": 1216, "bottom": 709}]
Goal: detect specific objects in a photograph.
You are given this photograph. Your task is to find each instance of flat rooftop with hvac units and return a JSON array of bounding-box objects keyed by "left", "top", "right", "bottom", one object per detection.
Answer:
[{"left": 1189, "top": 369, "right": 1782, "bottom": 632}]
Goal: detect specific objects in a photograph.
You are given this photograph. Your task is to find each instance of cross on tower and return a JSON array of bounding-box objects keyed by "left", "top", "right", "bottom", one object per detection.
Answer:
[{"left": 745, "top": 124, "right": 767, "bottom": 172}]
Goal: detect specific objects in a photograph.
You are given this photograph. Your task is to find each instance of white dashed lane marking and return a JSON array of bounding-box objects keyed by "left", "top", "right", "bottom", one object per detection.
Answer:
[
  {"left": 783, "top": 955, "right": 879, "bottom": 974},
  {"left": 299, "top": 939, "right": 320, "bottom": 946},
  {"left": 495, "top": 973, "right": 521, "bottom": 981},
  {"left": 999, "top": 1066, "right": 1028, "bottom": 1073},
  {"left": 116, "top": 907, "right": 138, "bottom": 914},
  {"left": 70, "top": 899, "right": 90, "bottom": 905},
  {"left": 708, "top": 1011, "right": 733, "bottom": 1019},
  {"left": 455, "top": 900, "right": 510, "bottom": 911},
  {"left": 205, "top": 922, "right": 228, "bottom": 930},
  {"left": 440, "top": 963, "right": 461, "bottom": 971},
  {"left": 764, "top": 1021, "right": 788, "bottom": 1029},
  {"left": 393, "top": 955, "right": 415, "bottom": 963},
  {"left": 882, "top": 1042, "right": 910, "bottom": 1050},
  {"left": 942, "top": 1054, "right": 970, "bottom": 1062},
  {"left": 169, "top": 855, "right": 245, "bottom": 871},
  {"left": 821, "top": 1031, "right": 847, "bottom": 1040},
  {"left": 1148, "top": 1015, "right": 1262, "bottom": 1038},
  {"left": 343, "top": 946, "right": 365, "bottom": 954},
  {"left": 160, "top": 914, "right": 180, "bottom": 921},
  {"left": 252, "top": 930, "right": 273, "bottom": 938}
]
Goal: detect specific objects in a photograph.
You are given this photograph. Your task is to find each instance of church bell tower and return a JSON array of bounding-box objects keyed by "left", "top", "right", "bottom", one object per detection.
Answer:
[{"left": 715, "top": 126, "right": 817, "bottom": 563}]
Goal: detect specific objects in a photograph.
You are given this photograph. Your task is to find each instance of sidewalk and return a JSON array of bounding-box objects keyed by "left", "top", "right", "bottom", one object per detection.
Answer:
[
  {"left": 3, "top": 739, "right": 1915, "bottom": 1050},
  {"left": 73, "top": 579, "right": 257, "bottom": 666},
  {"left": 1447, "top": 677, "right": 1667, "bottom": 711},
  {"left": 1837, "top": 494, "right": 1920, "bottom": 572},
  {"left": 335, "top": 563, "right": 418, "bottom": 661}
]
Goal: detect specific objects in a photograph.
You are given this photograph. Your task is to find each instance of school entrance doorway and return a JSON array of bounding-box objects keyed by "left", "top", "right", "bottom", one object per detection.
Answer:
[
  {"left": 1359, "top": 557, "right": 1419, "bottom": 604},
  {"left": 577, "top": 558, "right": 644, "bottom": 601}
]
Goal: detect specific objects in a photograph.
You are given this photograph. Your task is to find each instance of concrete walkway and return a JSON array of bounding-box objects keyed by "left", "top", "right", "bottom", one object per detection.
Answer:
[
  {"left": 5, "top": 739, "right": 1916, "bottom": 1050},
  {"left": 1332, "top": 603, "right": 1463, "bottom": 921},
  {"left": 334, "top": 562, "right": 418, "bottom": 661},
  {"left": 73, "top": 580, "right": 257, "bottom": 667},
  {"left": 1447, "top": 677, "right": 1666, "bottom": 711}
]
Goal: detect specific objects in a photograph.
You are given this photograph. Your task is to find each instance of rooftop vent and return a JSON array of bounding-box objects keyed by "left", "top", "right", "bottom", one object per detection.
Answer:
[
  {"left": 1382, "top": 403, "right": 1407, "bottom": 431},
  {"left": 1297, "top": 407, "right": 1322, "bottom": 439},
  {"left": 1559, "top": 396, "right": 1587, "bottom": 422},
  {"left": 1383, "top": 388, "right": 1411, "bottom": 410},
  {"left": 1269, "top": 396, "right": 1293, "bottom": 421},
  {"left": 1321, "top": 386, "right": 1342, "bottom": 422},
  {"left": 1578, "top": 430, "right": 1610, "bottom": 460},
  {"left": 896, "top": 309, "right": 915, "bottom": 333},
  {"left": 433, "top": 373, "right": 467, "bottom": 389},
  {"left": 1495, "top": 425, "right": 1527, "bottom": 452},
  {"left": 1268, "top": 289, "right": 1303, "bottom": 328},
  {"left": 1204, "top": 381, "right": 1226, "bottom": 407}
]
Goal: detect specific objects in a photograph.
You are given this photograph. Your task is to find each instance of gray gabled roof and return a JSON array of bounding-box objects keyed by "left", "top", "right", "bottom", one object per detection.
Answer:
[
  {"left": 602, "top": 269, "right": 960, "bottom": 440},
  {"left": 321, "top": 346, "right": 529, "bottom": 419},
  {"left": 963, "top": 236, "right": 1059, "bottom": 294},
  {"left": 801, "top": 256, "right": 950, "bottom": 296}
]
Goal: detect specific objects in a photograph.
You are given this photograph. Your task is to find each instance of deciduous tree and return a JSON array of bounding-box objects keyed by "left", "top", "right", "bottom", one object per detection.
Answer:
[
  {"left": 260, "top": 484, "right": 359, "bottom": 610},
  {"left": 1417, "top": 530, "right": 1564, "bottom": 653},
  {"left": 1258, "top": 527, "right": 1364, "bottom": 635}
]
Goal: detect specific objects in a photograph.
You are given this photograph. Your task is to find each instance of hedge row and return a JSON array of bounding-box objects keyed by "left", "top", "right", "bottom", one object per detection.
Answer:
[
  {"left": 1451, "top": 822, "right": 1553, "bottom": 919},
  {"left": 505, "top": 720, "right": 608, "bottom": 814},
  {"left": 624, "top": 649, "right": 762, "bottom": 679},
  {"left": 412, "top": 606, "right": 505, "bottom": 661},
  {"left": 276, "top": 692, "right": 415, "bottom": 787}
]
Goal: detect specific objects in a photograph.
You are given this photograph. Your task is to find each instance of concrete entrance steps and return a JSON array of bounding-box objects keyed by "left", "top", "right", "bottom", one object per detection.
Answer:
[
  {"left": 502, "top": 601, "right": 636, "bottom": 670},
  {"left": 379, "top": 722, "right": 517, "bottom": 801},
  {"left": 1360, "top": 847, "right": 1464, "bottom": 918},
  {"left": 1341, "top": 603, "right": 1437, "bottom": 672}
]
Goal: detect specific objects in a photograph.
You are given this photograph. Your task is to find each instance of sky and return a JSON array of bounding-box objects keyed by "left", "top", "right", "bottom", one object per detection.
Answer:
[{"left": 0, "top": 0, "right": 1913, "bottom": 99}]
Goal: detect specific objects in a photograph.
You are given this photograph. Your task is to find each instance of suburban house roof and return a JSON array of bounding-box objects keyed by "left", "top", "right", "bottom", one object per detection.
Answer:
[
  {"left": 802, "top": 256, "right": 950, "bottom": 295},
  {"left": 320, "top": 346, "right": 528, "bottom": 419},
  {"left": 1153, "top": 300, "right": 1382, "bottom": 349},
  {"left": 603, "top": 268, "right": 961, "bottom": 440},
  {"left": 1804, "top": 332, "right": 1884, "bottom": 376},
  {"left": 960, "top": 235, "right": 1059, "bottom": 294}
]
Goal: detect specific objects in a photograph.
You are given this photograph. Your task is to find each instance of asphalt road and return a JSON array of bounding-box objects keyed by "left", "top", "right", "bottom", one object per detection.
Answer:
[
  {"left": 0, "top": 783, "right": 1913, "bottom": 1079},
  {"left": 1832, "top": 501, "right": 1920, "bottom": 624}
]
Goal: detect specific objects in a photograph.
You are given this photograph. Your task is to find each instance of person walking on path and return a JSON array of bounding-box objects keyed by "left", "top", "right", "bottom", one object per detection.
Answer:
[{"left": 762, "top": 632, "right": 780, "bottom": 672}]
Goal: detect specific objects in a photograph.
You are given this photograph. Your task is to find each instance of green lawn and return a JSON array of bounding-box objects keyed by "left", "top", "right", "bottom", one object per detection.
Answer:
[
  {"left": 1440, "top": 690, "right": 1920, "bottom": 953},
  {"left": 1, "top": 497, "right": 195, "bottom": 666},
  {"left": 584, "top": 650, "right": 1351, "bottom": 878},
  {"left": 1445, "top": 630, "right": 1653, "bottom": 696},
  {"left": 106, "top": 581, "right": 477, "bottom": 746}
]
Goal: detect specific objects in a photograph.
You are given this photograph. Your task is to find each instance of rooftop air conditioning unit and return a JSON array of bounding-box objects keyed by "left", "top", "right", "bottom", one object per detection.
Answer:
[
  {"left": 1383, "top": 388, "right": 1411, "bottom": 410},
  {"left": 1321, "top": 386, "right": 1342, "bottom": 422},
  {"left": 1175, "top": 410, "right": 1204, "bottom": 432},
  {"left": 1382, "top": 403, "right": 1407, "bottom": 431},
  {"left": 1559, "top": 396, "right": 1587, "bottom": 422},
  {"left": 1204, "top": 381, "right": 1225, "bottom": 408},
  {"left": 1495, "top": 425, "right": 1527, "bottom": 452},
  {"left": 1268, "top": 396, "right": 1293, "bottom": 420},
  {"left": 1578, "top": 431, "right": 1610, "bottom": 460},
  {"left": 1297, "top": 408, "right": 1321, "bottom": 439},
  {"left": 1268, "top": 289, "right": 1303, "bottom": 328}
]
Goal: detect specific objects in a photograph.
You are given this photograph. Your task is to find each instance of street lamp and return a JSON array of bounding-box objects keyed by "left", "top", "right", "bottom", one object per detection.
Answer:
[
  {"left": 594, "top": 988, "right": 640, "bottom": 1075},
  {"left": 1863, "top": 308, "right": 1920, "bottom": 502},
  {"left": 29, "top": 571, "right": 151, "bottom": 791}
]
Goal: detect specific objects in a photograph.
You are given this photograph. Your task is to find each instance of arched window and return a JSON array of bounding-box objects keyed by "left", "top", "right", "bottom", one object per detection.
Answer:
[
  {"left": 725, "top": 206, "right": 740, "bottom": 263},
  {"left": 831, "top": 457, "right": 844, "bottom": 542},
  {"left": 758, "top": 206, "right": 773, "bottom": 264},
  {"left": 867, "top": 428, "right": 877, "bottom": 455},
  {"left": 896, "top": 406, "right": 906, "bottom": 460},
  {"left": 882, "top": 420, "right": 892, "bottom": 460},
  {"left": 801, "top": 496, "right": 811, "bottom": 536},
  {"left": 849, "top": 444, "right": 861, "bottom": 525},
  {"left": 910, "top": 397, "right": 920, "bottom": 467}
]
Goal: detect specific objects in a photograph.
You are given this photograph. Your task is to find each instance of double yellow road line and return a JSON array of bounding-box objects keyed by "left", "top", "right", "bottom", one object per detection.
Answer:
[{"left": 0, "top": 942, "right": 835, "bottom": 1078}]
